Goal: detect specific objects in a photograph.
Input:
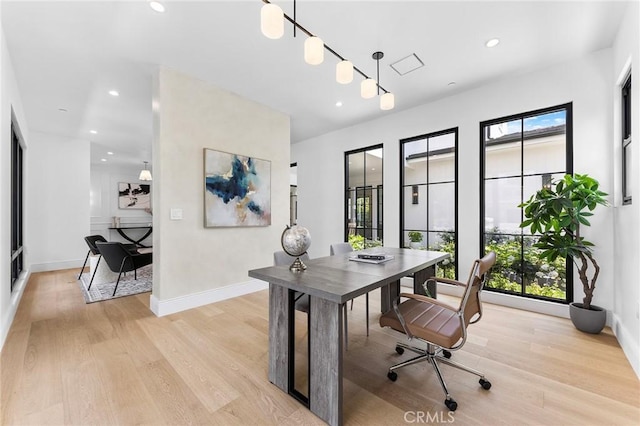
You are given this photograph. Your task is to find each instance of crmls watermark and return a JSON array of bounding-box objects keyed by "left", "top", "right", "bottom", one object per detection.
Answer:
[{"left": 404, "top": 411, "right": 456, "bottom": 424}]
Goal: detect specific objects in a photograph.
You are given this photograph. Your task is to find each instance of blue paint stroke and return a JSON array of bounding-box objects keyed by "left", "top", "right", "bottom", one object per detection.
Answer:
[{"left": 205, "top": 155, "right": 264, "bottom": 217}]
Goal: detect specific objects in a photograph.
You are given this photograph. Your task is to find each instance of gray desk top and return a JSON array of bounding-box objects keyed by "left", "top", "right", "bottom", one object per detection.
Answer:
[{"left": 248, "top": 248, "right": 449, "bottom": 304}]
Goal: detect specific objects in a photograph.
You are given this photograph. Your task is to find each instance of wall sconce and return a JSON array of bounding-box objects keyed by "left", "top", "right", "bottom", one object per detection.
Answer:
[{"left": 412, "top": 185, "right": 419, "bottom": 204}]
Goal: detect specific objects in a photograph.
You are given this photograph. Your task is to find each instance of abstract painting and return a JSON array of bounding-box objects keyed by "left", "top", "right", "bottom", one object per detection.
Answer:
[
  {"left": 204, "top": 148, "right": 271, "bottom": 227},
  {"left": 118, "top": 182, "right": 151, "bottom": 210}
]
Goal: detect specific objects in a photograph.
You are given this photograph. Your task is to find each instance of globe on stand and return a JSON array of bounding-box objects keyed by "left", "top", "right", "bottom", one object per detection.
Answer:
[{"left": 281, "top": 224, "right": 311, "bottom": 272}]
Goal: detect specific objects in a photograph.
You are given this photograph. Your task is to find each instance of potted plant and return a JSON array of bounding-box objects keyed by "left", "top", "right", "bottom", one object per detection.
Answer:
[
  {"left": 407, "top": 231, "right": 423, "bottom": 249},
  {"left": 520, "top": 174, "right": 608, "bottom": 333}
]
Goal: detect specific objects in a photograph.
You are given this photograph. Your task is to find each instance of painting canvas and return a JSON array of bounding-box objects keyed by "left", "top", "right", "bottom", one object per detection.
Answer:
[
  {"left": 118, "top": 182, "right": 151, "bottom": 210},
  {"left": 204, "top": 148, "right": 271, "bottom": 227}
]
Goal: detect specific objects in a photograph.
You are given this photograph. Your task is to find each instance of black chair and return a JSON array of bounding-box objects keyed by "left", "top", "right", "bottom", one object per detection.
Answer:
[
  {"left": 95, "top": 242, "right": 153, "bottom": 296},
  {"left": 79, "top": 235, "right": 107, "bottom": 280}
]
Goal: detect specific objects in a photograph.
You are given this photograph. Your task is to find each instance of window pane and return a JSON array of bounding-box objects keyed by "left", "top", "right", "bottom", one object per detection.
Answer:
[
  {"left": 403, "top": 139, "right": 428, "bottom": 185},
  {"left": 366, "top": 148, "right": 383, "bottom": 186},
  {"left": 624, "top": 143, "right": 632, "bottom": 199},
  {"left": 485, "top": 119, "right": 522, "bottom": 178},
  {"left": 523, "top": 111, "right": 566, "bottom": 175},
  {"left": 403, "top": 185, "right": 427, "bottom": 230},
  {"left": 521, "top": 173, "right": 565, "bottom": 235},
  {"left": 428, "top": 151, "right": 455, "bottom": 183},
  {"left": 523, "top": 236, "right": 567, "bottom": 299},
  {"left": 484, "top": 234, "right": 523, "bottom": 294},
  {"left": 484, "top": 177, "right": 521, "bottom": 233},
  {"left": 347, "top": 151, "right": 365, "bottom": 189},
  {"left": 428, "top": 183, "right": 455, "bottom": 231}
]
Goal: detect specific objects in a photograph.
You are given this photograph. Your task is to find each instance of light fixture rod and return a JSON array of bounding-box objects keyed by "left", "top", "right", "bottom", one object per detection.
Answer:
[{"left": 260, "top": 0, "right": 389, "bottom": 94}]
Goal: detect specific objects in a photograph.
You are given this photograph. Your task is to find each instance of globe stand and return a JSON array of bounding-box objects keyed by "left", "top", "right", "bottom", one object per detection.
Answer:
[{"left": 289, "top": 257, "right": 307, "bottom": 273}]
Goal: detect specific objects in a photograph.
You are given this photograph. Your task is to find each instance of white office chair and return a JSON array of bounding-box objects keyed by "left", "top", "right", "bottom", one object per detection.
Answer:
[{"left": 330, "top": 242, "right": 370, "bottom": 338}]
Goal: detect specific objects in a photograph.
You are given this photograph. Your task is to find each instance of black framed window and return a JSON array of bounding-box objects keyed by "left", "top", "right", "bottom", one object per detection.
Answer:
[
  {"left": 11, "top": 121, "right": 25, "bottom": 291},
  {"left": 480, "top": 103, "right": 573, "bottom": 303},
  {"left": 401, "top": 128, "right": 458, "bottom": 279},
  {"left": 345, "top": 145, "right": 383, "bottom": 248},
  {"left": 622, "top": 74, "right": 632, "bottom": 205}
]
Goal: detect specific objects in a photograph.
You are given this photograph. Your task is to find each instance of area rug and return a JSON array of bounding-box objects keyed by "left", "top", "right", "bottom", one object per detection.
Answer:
[{"left": 77, "top": 264, "right": 152, "bottom": 303}]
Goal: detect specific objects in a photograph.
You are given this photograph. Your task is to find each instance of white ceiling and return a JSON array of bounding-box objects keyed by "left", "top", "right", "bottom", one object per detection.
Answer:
[{"left": 1, "top": 0, "right": 630, "bottom": 167}]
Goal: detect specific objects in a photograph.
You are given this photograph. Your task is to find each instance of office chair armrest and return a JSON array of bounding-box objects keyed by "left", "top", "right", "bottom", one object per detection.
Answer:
[
  {"left": 427, "top": 277, "right": 466, "bottom": 287},
  {"left": 399, "top": 292, "right": 458, "bottom": 312}
]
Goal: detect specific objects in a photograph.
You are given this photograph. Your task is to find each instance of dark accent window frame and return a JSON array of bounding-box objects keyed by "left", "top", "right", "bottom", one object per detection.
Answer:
[
  {"left": 400, "top": 128, "right": 459, "bottom": 280},
  {"left": 480, "top": 102, "right": 573, "bottom": 304},
  {"left": 622, "top": 73, "right": 632, "bottom": 205},
  {"left": 11, "top": 117, "right": 25, "bottom": 291},
  {"left": 344, "top": 144, "right": 384, "bottom": 243}
]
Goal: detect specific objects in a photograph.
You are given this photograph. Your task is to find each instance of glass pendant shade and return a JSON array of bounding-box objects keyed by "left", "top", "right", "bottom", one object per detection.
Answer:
[
  {"left": 380, "top": 92, "right": 395, "bottom": 110},
  {"left": 139, "top": 162, "right": 152, "bottom": 181},
  {"left": 261, "top": 4, "right": 284, "bottom": 39},
  {"left": 336, "top": 60, "right": 353, "bottom": 84},
  {"left": 304, "top": 36, "right": 324, "bottom": 65},
  {"left": 361, "top": 78, "right": 377, "bottom": 99}
]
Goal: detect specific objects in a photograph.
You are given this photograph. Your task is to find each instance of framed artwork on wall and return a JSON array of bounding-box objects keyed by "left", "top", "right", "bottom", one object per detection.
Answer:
[
  {"left": 203, "top": 148, "right": 271, "bottom": 227},
  {"left": 118, "top": 182, "right": 151, "bottom": 210}
]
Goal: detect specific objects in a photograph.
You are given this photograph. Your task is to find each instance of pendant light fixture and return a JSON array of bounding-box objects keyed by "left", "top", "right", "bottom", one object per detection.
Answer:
[
  {"left": 304, "top": 36, "right": 324, "bottom": 65},
  {"left": 372, "top": 51, "right": 395, "bottom": 110},
  {"left": 139, "top": 161, "right": 152, "bottom": 181},
  {"left": 336, "top": 60, "right": 353, "bottom": 84},
  {"left": 361, "top": 78, "right": 377, "bottom": 99},
  {"left": 259, "top": 0, "right": 395, "bottom": 110},
  {"left": 261, "top": 3, "right": 284, "bottom": 39}
]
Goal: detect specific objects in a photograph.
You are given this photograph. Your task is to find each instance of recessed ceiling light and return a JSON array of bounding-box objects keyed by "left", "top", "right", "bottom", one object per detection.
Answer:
[
  {"left": 149, "top": 1, "right": 165, "bottom": 13},
  {"left": 108, "top": 90, "right": 119, "bottom": 97},
  {"left": 485, "top": 38, "right": 500, "bottom": 48},
  {"left": 372, "top": 168, "right": 376, "bottom": 171},
  {"left": 107, "top": 151, "right": 114, "bottom": 155},
  {"left": 100, "top": 158, "right": 107, "bottom": 162},
  {"left": 90, "top": 130, "right": 98, "bottom": 134},
  {"left": 335, "top": 101, "right": 343, "bottom": 107}
]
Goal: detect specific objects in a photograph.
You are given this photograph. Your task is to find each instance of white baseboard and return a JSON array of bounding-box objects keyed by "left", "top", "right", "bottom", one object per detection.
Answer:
[
  {"left": 0, "top": 268, "right": 31, "bottom": 351},
  {"left": 150, "top": 279, "right": 268, "bottom": 317},
  {"left": 611, "top": 312, "right": 640, "bottom": 379},
  {"left": 30, "top": 259, "right": 83, "bottom": 273}
]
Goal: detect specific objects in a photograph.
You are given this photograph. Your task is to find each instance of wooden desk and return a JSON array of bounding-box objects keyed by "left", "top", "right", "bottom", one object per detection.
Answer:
[
  {"left": 108, "top": 226, "right": 152, "bottom": 247},
  {"left": 248, "top": 248, "right": 449, "bottom": 426}
]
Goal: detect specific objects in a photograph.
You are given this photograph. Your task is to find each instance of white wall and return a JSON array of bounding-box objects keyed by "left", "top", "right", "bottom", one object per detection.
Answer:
[
  {"left": 0, "top": 23, "right": 30, "bottom": 349},
  {"left": 150, "top": 67, "right": 289, "bottom": 315},
  {"left": 90, "top": 162, "right": 153, "bottom": 245},
  {"left": 26, "top": 132, "right": 90, "bottom": 272},
  {"left": 611, "top": 0, "right": 640, "bottom": 377},
  {"left": 293, "top": 48, "right": 615, "bottom": 317}
]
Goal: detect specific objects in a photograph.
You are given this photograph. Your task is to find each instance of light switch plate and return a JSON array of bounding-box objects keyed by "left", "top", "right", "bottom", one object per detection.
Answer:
[{"left": 170, "top": 208, "right": 183, "bottom": 220}]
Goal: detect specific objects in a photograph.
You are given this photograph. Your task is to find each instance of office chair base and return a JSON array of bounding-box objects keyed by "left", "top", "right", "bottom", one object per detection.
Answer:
[{"left": 386, "top": 342, "right": 491, "bottom": 411}]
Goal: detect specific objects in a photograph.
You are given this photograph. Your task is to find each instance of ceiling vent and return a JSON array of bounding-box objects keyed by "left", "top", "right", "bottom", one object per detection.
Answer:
[{"left": 390, "top": 53, "right": 424, "bottom": 76}]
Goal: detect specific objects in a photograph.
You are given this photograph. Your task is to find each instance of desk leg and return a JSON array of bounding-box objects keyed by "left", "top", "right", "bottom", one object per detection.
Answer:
[
  {"left": 268, "top": 284, "right": 290, "bottom": 392},
  {"left": 309, "top": 296, "right": 343, "bottom": 426},
  {"left": 413, "top": 265, "right": 437, "bottom": 298},
  {"left": 380, "top": 280, "right": 400, "bottom": 313}
]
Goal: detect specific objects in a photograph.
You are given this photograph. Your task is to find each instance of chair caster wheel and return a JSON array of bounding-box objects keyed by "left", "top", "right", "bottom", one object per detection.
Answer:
[
  {"left": 387, "top": 371, "right": 398, "bottom": 382},
  {"left": 479, "top": 378, "right": 492, "bottom": 390},
  {"left": 442, "top": 350, "right": 452, "bottom": 359},
  {"left": 444, "top": 398, "right": 457, "bottom": 411},
  {"left": 395, "top": 346, "right": 404, "bottom": 355}
]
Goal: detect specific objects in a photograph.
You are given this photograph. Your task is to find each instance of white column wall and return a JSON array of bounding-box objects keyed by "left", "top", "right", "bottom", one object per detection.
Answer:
[
  {"left": 26, "top": 132, "right": 90, "bottom": 272},
  {"left": 150, "top": 67, "right": 289, "bottom": 315},
  {"left": 293, "top": 48, "right": 614, "bottom": 316},
  {"left": 611, "top": 0, "right": 640, "bottom": 377}
]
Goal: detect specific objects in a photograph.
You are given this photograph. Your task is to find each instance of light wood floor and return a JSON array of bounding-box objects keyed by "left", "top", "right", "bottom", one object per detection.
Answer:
[{"left": 2, "top": 268, "right": 639, "bottom": 425}]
